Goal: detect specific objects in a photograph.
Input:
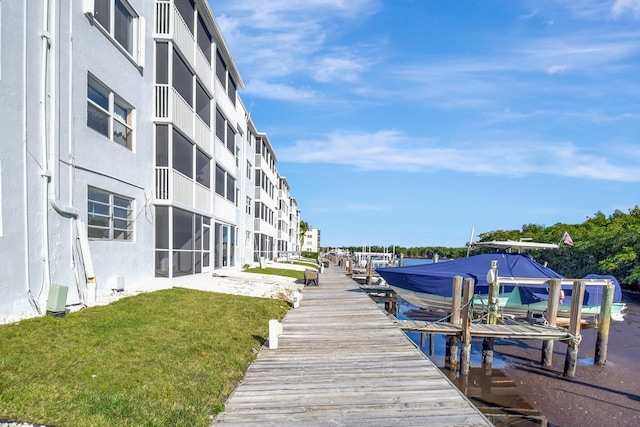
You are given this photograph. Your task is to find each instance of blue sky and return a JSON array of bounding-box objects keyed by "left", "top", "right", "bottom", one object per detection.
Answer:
[{"left": 209, "top": 0, "right": 640, "bottom": 248}]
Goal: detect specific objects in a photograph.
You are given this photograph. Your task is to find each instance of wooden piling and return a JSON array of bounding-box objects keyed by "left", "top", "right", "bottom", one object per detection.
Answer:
[
  {"left": 487, "top": 260, "right": 499, "bottom": 325},
  {"left": 541, "top": 279, "right": 561, "bottom": 366},
  {"left": 429, "top": 333, "right": 435, "bottom": 355},
  {"left": 446, "top": 276, "right": 463, "bottom": 370},
  {"left": 482, "top": 337, "right": 494, "bottom": 366},
  {"left": 595, "top": 284, "right": 615, "bottom": 366},
  {"left": 563, "top": 280, "right": 585, "bottom": 377},
  {"left": 460, "top": 277, "right": 474, "bottom": 375}
]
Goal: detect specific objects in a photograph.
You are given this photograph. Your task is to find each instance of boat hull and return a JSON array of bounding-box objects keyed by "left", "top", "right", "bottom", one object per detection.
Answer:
[{"left": 390, "top": 286, "right": 626, "bottom": 321}]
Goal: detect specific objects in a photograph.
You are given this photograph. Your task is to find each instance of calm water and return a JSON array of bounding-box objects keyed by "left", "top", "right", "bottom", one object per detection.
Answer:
[
  {"left": 381, "top": 257, "right": 544, "bottom": 425},
  {"left": 380, "top": 257, "right": 640, "bottom": 426}
]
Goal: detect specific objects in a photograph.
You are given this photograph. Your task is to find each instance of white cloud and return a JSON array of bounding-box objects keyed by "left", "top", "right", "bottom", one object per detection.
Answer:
[
  {"left": 312, "top": 55, "right": 368, "bottom": 83},
  {"left": 277, "top": 129, "right": 640, "bottom": 182},
  {"left": 211, "top": 0, "right": 380, "bottom": 99},
  {"left": 245, "top": 80, "right": 317, "bottom": 102},
  {"left": 612, "top": 0, "right": 640, "bottom": 18},
  {"left": 546, "top": 65, "right": 568, "bottom": 74}
]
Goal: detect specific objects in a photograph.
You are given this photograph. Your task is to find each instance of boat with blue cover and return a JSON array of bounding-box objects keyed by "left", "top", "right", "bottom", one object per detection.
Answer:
[{"left": 376, "top": 251, "right": 626, "bottom": 321}]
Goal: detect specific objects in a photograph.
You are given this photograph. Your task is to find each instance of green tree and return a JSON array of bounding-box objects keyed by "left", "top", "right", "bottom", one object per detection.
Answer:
[{"left": 299, "top": 220, "right": 309, "bottom": 246}]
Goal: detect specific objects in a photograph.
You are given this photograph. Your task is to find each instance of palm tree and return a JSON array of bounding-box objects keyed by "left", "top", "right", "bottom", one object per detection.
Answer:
[{"left": 299, "top": 220, "right": 309, "bottom": 246}]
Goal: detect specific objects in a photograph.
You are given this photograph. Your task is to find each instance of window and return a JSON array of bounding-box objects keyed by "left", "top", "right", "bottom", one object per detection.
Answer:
[
  {"left": 214, "top": 222, "right": 236, "bottom": 268},
  {"left": 215, "top": 164, "right": 225, "bottom": 196},
  {"left": 215, "top": 108, "right": 225, "bottom": 142},
  {"left": 246, "top": 196, "right": 252, "bottom": 215},
  {"left": 91, "top": 0, "right": 141, "bottom": 63},
  {"left": 226, "top": 123, "right": 235, "bottom": 153},
  {"left": 215, "top": 108, "right": 236, "bottom": 153},
  {"left": 155, "top": 207, "right": 210, "bottom": 277},
  {"left": 226, "top": 175, "right": 236, "bottom": 204},
  {"left": 228, "top": 75, "right": 237, "bottom": 106},
  {"left": 215, "top": 163, "right": 235, "bottom": 203},
  {"left": 88, "top": 186, "right": 133, "bottom": 240},
  {"left": 215, "top": 48, "right": 236, "bottom": 106},
  {"left": 173, "top": 50, "right": 193, "bottom": 106},
  {"left": 87, "top": 75, "right": 134, "bottom": 150},
  {"left": 195, "top": 148, "right": 210, "bottom": 188},
  {"left": 216, "top": 49, "right": 226, "bottom": 88},
  {"left": 174, "top": 0, "right": 194, "bottom": 35},
  {"left": 195, "top": 81, "right": 210, "bottom": 126},
  {"left": 197, "top": 14, "right": 212, "bottom": 63},
  {"left": 172, "top": 129, "right": 193, "bottom": 178}
]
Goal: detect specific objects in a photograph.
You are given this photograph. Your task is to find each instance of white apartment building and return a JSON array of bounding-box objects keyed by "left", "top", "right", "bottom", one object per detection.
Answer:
[
  {"left": 0, "top": 0, "right": 301, "bottom": 321},
  {"left": 302, "top": 227, "right": 321, "bottom": 253}
]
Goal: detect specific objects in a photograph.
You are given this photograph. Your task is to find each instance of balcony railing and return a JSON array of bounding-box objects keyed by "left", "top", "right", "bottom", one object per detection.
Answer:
[
  {"left": 155, "top": 84, "right": 211, "bottom": 152},
  {"left": 155, "top": 167, "right": 212, "bottom": 212},
  {"left": 155, "top": 1, "right": 212, "bottom": 90}
]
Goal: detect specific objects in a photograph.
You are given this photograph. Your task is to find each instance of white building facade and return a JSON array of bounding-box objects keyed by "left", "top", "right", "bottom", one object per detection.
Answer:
[
  {"left": 302, "top": 227, "right": 321, "bottom": 254},
  {"left": 0, "top": 0, "right": 301, "bottom": 321}
]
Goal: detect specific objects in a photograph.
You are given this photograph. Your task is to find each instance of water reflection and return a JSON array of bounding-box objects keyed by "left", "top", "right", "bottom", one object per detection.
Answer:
[{"left": 377, "top": 294, "right": 548, "bottom": 426}]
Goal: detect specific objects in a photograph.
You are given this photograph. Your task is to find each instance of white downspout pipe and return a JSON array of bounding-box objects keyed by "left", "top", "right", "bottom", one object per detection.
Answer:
[
  {"left": 47, "top": 0, "right": 96, "bottom": 306},
  {"left": 23, "top": 0, "right": 38, "bottom": 312},
  {"left": 40, "top": 0, "right": 53, "bottom": 311}
]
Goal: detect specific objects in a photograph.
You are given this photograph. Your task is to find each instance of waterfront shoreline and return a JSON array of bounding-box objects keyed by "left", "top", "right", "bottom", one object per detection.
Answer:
[{"left": 494, "top": 291, "right": 640, "bottom": 427}]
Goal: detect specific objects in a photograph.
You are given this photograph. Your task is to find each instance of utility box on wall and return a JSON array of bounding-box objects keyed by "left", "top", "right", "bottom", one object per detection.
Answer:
[{"left": 46, "top": 284, "right": 68, "bottom": 314}]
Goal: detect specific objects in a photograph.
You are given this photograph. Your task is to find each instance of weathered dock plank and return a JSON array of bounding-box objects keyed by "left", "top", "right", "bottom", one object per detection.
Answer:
[
  {"left": 394, "top": 318, "right": 571, "bottom": 340},
  {"left": 212, "top": 262, "right": 491, "bottom": 426}
]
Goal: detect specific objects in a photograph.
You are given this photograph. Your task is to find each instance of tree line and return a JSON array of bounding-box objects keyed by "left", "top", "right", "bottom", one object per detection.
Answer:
[{"left": 333, "top": 206, "right": 640, "bottom": 291}]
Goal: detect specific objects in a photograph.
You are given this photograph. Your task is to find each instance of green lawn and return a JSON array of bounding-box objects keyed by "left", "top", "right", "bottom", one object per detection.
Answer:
[{"left": 0, "top": 288, "right": 290, "bottom": 426}]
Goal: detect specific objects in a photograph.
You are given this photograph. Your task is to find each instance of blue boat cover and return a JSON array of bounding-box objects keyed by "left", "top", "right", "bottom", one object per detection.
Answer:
[{"left": 376, "top": 253, "right": 622, "bottom": 306}]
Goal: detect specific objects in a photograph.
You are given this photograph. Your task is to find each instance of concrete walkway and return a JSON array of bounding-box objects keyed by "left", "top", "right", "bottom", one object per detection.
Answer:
[{"left": 212, "top": 262, "right": 491, "bottom": 426}]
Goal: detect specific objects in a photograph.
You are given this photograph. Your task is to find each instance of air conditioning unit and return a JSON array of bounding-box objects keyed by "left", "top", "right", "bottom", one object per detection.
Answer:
[
  {"left": 46, "top": 285, "right": 68, "bottom": 315},
  {"left": 112, "top": 276, "right": 125, "bottom": 292}
]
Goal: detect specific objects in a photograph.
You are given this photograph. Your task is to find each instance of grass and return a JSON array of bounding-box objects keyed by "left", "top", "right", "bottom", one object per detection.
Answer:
[
  {"left": 0, "top": 288, "right": 290, "bottom": 426},
  {"left": 244, "top": 267, "right": 310, "bottom": 279},
  {"left": 280, "top": 260, "right": 319, "bottom": 269}
]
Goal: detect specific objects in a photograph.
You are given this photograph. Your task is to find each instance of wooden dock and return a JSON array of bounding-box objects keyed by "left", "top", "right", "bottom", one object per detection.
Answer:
[
  {"left": 394, "top": 319, "right": 571, "bottom": 340},
  {"left": 212, "top": 263, "right": 491, "bottom": 426}
]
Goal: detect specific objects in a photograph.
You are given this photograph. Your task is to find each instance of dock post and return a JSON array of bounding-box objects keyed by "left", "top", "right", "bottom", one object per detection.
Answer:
[
  {"left": 446, "top": 276, "right": 463, "bottom": 370},
  {"left": 429, "top": 333, "right": 435, "bottom": 356},
  {"left": 366, "top": 259, "right": 372, "bottom": 286},
  {"left": 563, "top": 280, "right": 585, "bottom": 377},
  {"left": 482, "top": 338, "right": 494, "bottom": 366},
  {"left": 595, "top": 283, "right": 615, "bottom": 366},
  {"left": 541, "top": 279, "right": 561, "bottom": 366},
  {"left": 460, "top": 277, "right": 474, "bottom": 376}
]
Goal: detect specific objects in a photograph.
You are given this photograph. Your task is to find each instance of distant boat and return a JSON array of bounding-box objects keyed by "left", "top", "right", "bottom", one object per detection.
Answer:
[{"left": 377, "top": 251, "right": 626, "bottom": 321}]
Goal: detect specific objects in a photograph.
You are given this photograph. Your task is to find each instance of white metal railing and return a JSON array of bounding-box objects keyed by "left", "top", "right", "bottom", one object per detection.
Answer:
[
  {"left": 194, "top": 114, "right": 211, "bottom": 152},
  {"left": 155, "top": 1, "right": 171, "bottom": 35},
  {"left": 173, "top": 170, "right": 194, "bottom": 207},
  {"left": 496, "top": 276, "right": 613, "bottom": 287},
  {"left": 195, "top": 182, "right": 210, "bottom": 211},
  {"left": 155, "top": 167, "right": 170, "bottom": 200},
  {"left": 171, "top": 87, "right": 194, "bottom": 139},
  {"left": 155, "top": 84, "right": 170, "bottom": 119},
  {"left": 195, "top": 45, "right": 212, "bottom": 92},
  {"left": 172, "top": 5, "right": 194, "bottom": 65},
  {"left": 156, "top": 167, "right": 212, "bottom": 213}
]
